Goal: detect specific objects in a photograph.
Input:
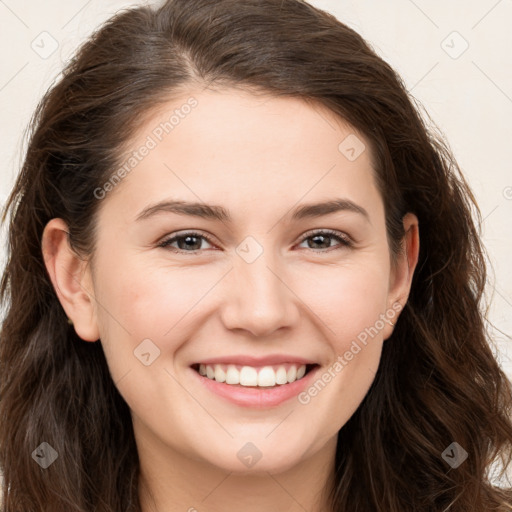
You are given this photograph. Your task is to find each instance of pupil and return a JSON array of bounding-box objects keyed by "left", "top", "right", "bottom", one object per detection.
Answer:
[
  {"left": 180, "top": 236, "right": 200, "bottom": 250},
  {"left": 310, "top": 234, "right": 329, "bottom": 249}
]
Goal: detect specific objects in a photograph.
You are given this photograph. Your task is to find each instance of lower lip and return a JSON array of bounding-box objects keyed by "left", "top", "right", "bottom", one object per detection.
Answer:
[{"left": 190, "top": 365, "right": 320, "bottom": 408}]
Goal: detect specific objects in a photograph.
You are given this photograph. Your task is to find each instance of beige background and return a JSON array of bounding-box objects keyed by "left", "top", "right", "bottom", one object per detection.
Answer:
[
  {"left": 2, "top": 0, "right": 510, "bottom": 370},
  {"left": 0, "top": 0, "right": 511, "bottom": 491},
  {"left": 0, "top": 0, "right": 512, "bottom": 376}
]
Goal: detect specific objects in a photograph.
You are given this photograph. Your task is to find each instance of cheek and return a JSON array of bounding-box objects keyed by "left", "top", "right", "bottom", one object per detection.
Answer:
[
  {"left": 93, "top": 257, "right": 232, "bottom": 390},
  {"left": 96, "top": 255, "right": 208, "bottom": 337},
  {"left": 92, "top": 259, "right": 202, "bottom": 412},
  {"left": 295, "top": 264, "right": 389, "bottom": 432},
  {"left": 294, "top": 259, "right": 390, "bottom": 342}
]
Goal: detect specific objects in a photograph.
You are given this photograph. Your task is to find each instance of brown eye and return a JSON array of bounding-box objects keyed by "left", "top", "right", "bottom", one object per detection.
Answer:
[
  {"left": 158, "top": 232, "right": 215, "bottom": 254},
  {"left": 298, "top": 230, "right": 353, "bottom": 252}
]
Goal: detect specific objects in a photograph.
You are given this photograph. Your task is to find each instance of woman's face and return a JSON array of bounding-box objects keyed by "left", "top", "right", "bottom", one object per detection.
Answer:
[{"left": 47, "top": 87, "right": 418, "bottom": 476}]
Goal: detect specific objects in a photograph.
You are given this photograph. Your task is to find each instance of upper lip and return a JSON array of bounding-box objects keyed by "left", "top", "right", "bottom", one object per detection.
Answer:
[{"left": 192, "top": 355, "right": 319, "bottom": 367}]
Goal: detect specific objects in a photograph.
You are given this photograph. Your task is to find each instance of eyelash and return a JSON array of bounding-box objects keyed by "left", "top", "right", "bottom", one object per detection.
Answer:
[{"left": 157, "top": 229, "right": 353, "bottom": 255}]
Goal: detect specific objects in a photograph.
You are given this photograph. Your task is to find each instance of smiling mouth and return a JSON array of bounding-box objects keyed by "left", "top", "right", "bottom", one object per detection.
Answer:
[{"left": 190, "top": 362, "right": 319, "bottom": 388}]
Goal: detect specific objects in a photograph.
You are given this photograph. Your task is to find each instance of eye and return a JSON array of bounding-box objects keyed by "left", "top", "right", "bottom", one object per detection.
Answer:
[
  {"left": 158, "top": 229, "right": 353, "bottom": 255},
  {"left": 157, "top": 231, "right": 215, "bottom": 255},
  {"left": 297, "top": 229, "right": 353, "bottom": 253}
]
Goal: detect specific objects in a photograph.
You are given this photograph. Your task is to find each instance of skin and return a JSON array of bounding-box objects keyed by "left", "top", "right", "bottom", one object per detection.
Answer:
[{"left": 42, "top": 87, "right": 419, "bottom": 512}]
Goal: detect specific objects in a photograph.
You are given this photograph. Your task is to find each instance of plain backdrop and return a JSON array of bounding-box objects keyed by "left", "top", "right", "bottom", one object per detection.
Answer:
[{"left": 0, "top": 0, "right": 511, "bottom": 373}]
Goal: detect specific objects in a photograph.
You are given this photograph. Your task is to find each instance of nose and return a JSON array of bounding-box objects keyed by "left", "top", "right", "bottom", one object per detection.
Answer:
[{"left": 219, "top": 249, "right": 300, "bottom": 337}]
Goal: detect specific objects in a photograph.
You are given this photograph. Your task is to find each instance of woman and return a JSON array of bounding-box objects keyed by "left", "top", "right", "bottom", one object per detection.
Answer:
[{"left": 1, "top": 0, "right": 511, "bottom": 510}]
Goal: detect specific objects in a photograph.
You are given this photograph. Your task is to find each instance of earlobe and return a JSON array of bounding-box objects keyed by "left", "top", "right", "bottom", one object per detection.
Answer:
[
  {"left": 385, "top": 213, "right": 420, "bottom": 335},
  {"left": 404, "top": 212, "right": 420, "bottom": 286},
  {"left": 41, "top": 218, "right": 100, "bottom": 342}
]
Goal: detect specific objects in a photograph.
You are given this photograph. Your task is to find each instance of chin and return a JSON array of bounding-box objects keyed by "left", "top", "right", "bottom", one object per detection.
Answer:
[{"left": 196, "top": 438, "right": 308, "bottom": 475}]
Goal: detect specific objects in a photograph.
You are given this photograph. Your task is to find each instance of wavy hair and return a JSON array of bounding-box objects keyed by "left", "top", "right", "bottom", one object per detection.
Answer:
[{"left": 1, "top": 0, "right": 511, "bottom": 510}]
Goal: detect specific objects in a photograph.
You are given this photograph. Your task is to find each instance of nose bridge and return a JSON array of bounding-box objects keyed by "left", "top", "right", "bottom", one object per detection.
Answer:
[{"left": 220, "top": 238, "right": 298, "bottom": 336}]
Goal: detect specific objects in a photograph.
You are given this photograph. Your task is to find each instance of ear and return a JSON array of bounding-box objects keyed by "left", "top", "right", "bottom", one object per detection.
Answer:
[
  {"left": 41, "top": 218, "right": 100, "bottom": 342},
  {"left": 384, "top": 212, "right": 420, "bottom": 337}
]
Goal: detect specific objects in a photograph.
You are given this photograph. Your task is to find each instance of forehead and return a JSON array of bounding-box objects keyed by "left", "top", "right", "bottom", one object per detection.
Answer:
[{"left": 98, "top": 87, "right": 382, "bottom": 225}]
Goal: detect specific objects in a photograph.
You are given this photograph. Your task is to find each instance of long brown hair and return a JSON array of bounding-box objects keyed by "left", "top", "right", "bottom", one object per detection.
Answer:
[{"left": 1, "top": 0, "right": 511, "bottom": 510}]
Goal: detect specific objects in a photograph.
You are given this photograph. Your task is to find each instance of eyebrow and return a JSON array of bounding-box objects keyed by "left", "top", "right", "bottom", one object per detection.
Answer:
[{"left": 135, "top": 198, "right": 370, "bottom": 223}]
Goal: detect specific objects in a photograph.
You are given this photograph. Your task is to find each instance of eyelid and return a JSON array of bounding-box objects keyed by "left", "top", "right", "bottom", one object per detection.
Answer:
[
  {"left": 298, "top": 228, "right": 353, "bottom": 246},
  {"left": 157, "top": 228, "right": 354, "bottom": 254},
  {"left": 157, "top": 230, "right": 217, "bottom": 249}
]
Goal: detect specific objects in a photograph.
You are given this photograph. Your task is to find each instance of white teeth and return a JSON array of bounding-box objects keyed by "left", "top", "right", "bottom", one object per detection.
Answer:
[
  {"left": 240, "top": 366, "right": 258, "bottom": 386},
  {"left": 275, "top": 366, "right": 288, "bottom": 385},
  {"left": 214, "top": 365, "right": 226, "bottom": 383},
  {"left": 225, "top": 365, "right": 240, "bottom": 384},
  {"left": 197, "top": 363, "right": 309, "bottom": 387},
  {"left": 257, "top": 366, "right": 276, "bottom": 387}
]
